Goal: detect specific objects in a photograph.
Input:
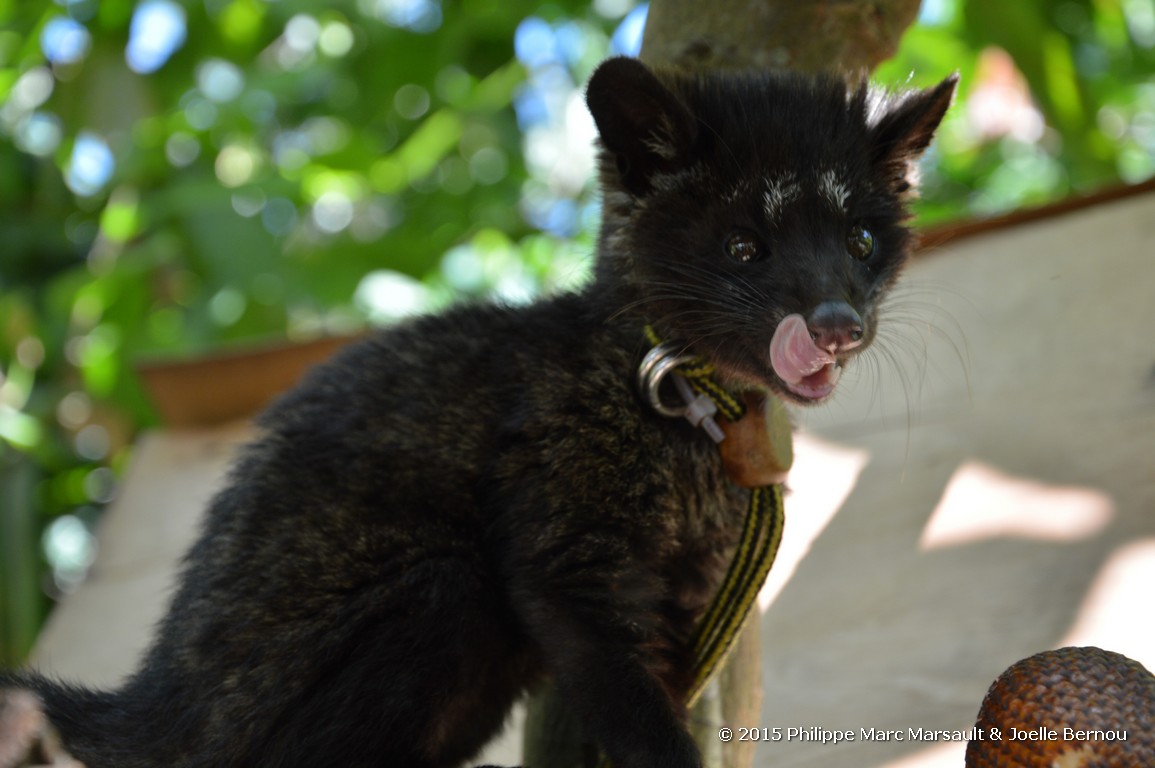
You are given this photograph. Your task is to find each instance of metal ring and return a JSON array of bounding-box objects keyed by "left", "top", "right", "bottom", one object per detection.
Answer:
[{"left": 637, "top": 343, "right": 696, "bottom": 418}]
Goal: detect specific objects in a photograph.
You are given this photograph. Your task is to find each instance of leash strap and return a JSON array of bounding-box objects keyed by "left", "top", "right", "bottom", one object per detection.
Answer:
[
  {"left": 637, "top": 328, "right": 787, "bottom": 706},
  {"left": 686, "top": 483, "right": 783, "bottom": 707},
  {"left": 597, "top": 483, "right": 782, "bottom": 768},
  {"left": 595, "top": 333, "right": 787, "bottom": 768}
]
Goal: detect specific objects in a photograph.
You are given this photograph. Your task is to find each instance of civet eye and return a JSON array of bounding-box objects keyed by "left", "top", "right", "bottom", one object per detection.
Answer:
[
  {"left": 725, "top": 230, "right": 762, "bottom": 263},
  {"left": 847, "top": 224, "right": 875, "bottom": 261}
]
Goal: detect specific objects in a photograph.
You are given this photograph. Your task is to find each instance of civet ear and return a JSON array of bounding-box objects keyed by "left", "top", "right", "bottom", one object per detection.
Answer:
[
  {"left": 867, "top": 73, "right": 959, "bottom": 194},
  {"left": 586, "top": 56, "right": 700, "bottom": 196}
]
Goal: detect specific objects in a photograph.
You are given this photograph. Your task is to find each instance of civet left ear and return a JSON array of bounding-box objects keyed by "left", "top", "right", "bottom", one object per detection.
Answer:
[{"left": 585, "top": 56, "right": 700, "bottom": 197}]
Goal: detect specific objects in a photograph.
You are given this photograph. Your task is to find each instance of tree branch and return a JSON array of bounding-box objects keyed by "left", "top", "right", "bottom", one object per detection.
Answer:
[{"left": 640, "top": 0, "right": 922, "bottom": 73}]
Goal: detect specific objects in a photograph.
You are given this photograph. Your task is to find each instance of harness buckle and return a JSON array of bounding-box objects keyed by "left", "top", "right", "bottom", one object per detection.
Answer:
[{"left": 637, "top": 343, "right": 725, "bottom": 443}]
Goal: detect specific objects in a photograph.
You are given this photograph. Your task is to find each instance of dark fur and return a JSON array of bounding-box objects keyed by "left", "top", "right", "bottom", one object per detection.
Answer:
[{"left": 0, "top": 58, "right": 954, "bottom": 768}]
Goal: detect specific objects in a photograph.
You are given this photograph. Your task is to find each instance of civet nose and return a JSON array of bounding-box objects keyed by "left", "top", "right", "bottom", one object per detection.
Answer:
[{"left": 806, "top": 301, "right": 864, "bottom": 353}]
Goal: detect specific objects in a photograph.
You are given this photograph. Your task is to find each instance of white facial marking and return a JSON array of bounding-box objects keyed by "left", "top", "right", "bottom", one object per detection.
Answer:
[
  {"left": 724, "top": 179, "right": 751, "bottom": 204},
  {"left": 762, "top": 173, "right": 801, "bottom": 222},
  {"left": 818, "top": 167, "right": 850, "bottom": 211}
]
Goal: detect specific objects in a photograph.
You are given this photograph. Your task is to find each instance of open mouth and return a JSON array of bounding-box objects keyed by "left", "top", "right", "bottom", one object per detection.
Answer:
[
  {"left": 783, "top": 359, "right": 842, "bottom": 401},
  {"left": 768, "top": 314, "right": 844, "bottom": 402}
]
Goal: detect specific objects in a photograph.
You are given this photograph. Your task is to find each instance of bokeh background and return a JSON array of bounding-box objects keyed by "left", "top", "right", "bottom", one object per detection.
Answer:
[{"left": 2, "top": 0, "right": 1155, "bottom": 665}]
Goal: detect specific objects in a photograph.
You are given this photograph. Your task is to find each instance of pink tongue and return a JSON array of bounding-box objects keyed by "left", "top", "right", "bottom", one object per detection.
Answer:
[{"left": 769, "top": 314, "right": 835, "bottom": 384}]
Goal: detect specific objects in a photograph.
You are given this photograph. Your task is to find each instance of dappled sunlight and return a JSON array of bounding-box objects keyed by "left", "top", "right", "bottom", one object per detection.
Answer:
[
  {"left": 919, "top": 461, "right": 1114, "bottom": 552},
  {"left": 758, "top": 431, "right": 869, "bottom": 610},
  {"left": 1061, "top": 538, "right": 1155, "bottom": 669},
  {"left": 873, "top": 540, "right": 1155, "bottom": 768}
]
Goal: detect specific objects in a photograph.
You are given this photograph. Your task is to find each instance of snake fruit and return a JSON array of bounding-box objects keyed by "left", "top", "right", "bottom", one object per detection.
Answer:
[{"left": 966, "top": 646, "right": 1155, "bottom": 767}]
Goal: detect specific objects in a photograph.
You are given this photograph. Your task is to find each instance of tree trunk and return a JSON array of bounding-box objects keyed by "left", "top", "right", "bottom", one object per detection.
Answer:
[
  {"left": 641, "top": 0, "right": 922, "bottom": 74},
  {"left": 688, "top": 617, "right": 763, "bottom": 768}
]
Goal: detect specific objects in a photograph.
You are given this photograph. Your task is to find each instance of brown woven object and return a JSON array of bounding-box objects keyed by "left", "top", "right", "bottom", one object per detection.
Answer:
[{"left": 966, "top": 646, "right": 1155, "bottom": 767}]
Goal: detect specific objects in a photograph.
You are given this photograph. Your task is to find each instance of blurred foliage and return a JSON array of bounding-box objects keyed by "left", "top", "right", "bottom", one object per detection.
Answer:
[
  {"left": 1, "top": 0, "right": 1154, "bottom": 665},
  {"left": 880, "top": 0, "right": 1155, "bottom": 222},
  {"left": 0, "top": 0, "right": 621, "bottom": 666}
]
